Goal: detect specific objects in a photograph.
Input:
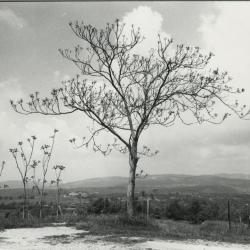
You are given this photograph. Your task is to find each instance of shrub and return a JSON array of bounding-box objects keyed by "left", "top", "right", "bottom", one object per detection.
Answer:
[
  {"left": 165, "top": 198, "right": 220, "bottom": 224},
  {"left": 166, "top": 200, "right": 186, "bottom": 220}
]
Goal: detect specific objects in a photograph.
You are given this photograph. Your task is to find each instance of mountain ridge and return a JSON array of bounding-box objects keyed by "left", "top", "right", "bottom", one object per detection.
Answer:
[{"left": 2, "top": 173, "right": 250, "bottom": 194}]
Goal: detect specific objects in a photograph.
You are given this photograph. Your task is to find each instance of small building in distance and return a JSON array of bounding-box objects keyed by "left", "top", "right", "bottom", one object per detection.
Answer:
[{"left": 64, "top": 191, "right": 89, "bottom": 198}]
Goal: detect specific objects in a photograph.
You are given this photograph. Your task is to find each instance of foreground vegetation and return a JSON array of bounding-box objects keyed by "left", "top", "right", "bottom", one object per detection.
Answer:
[
  {"left": 1, "top": 189, "right": 250, "bottom": 244},
  {"left": 77, "top": 215, "right": 250, "bottom": 244},
  {"left": 1, "top": 191, "right": 250, "bottom": 224},
  {"left": 69, "top": 214, "right": 250, "bottom": 244},
  {"left": 1, "top": 207, "right": 250, "bottom": 244},
  {"left": 2, "top": 213, "right": 250, "bottom": 244}
]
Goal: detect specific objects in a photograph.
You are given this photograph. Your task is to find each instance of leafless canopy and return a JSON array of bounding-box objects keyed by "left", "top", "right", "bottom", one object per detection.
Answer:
[
  {"left": 31, "top": 129, "right": 58, "bottom": 195},
  {"left": 9, "top": 136, "right": 36, "bottom": 184},
  {"left": 9, "top": 136, "right": 37, "bottom": 218},
  {"left": 11, "top": 19, "right": 246, "bottom": 156}
]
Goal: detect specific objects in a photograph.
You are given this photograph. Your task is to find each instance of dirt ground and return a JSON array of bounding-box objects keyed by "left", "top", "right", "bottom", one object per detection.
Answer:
[{"left": 0, "top": 226, "right": 250, "bottom": 250}]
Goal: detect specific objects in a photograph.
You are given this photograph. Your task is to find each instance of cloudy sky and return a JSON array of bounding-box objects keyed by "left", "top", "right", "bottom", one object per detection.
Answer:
[{"left": 0, "top": 2, "right": 250, "bottom": 182}]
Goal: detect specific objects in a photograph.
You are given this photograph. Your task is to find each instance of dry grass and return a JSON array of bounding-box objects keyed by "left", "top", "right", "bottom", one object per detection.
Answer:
[
  {"left": 2, "top": 213, "right": 250, "bottom": 244},
  {"left": 74, "top": 215, "right": 250, "bottom": 244}
]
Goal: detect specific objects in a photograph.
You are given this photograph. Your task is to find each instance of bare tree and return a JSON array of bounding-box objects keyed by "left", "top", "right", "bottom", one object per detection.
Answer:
[
  {"left": 11, "top": 20, "right": 246, "bottom": 217},
  {"left": 51, "top": 165, "right": 65, "bottom": 219},
  {"left": 9, "top": 136, "right": 36, "bottom": 219},
  {"left": 31, "top": 129, "right": 58, "bottom": 218}
]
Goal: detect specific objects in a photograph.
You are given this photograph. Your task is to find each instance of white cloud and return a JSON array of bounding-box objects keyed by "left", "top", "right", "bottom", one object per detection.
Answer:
[
  {"left": 0, "top": 78, "right": 25, "bottom": 104},
  {"left": 22, "top": 117, "right": 77, "bottom": 145},
  {"left": 122, "top": 6, "right": 171, "bottom": 56},
  {"left": 53, "top": 70, "right": 71, "bottom": 83},
  {"left": 0, "top": 8, "right": 26, "bottom": 29},
  {"left": 0, "top": 78, "right": 26, "bottom": 147},
  {"left": 198, "top": 2, "right": 250, "bottom": 106},
  {"left": 0, "top": 78, "right": 77, "bottom": 181}
]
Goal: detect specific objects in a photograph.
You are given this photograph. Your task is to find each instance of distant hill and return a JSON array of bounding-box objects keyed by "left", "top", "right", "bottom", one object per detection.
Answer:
[
  {"left": 63, "top": 176, "right": 128, "bottom": 189},
  {"left": 0, "top": 180, "right": 40, "bottom": 189},
  {"left": 61, "top": 174, "right": 250, "bottom": 194},
  {"left": 2, "top": 174, "right": 250, "bottom": 194},
  {"left": 216, "top": 173, "right": 250, "bottom": 180},
  {"left": 0, "top": 180, "right": 23, "bottom": 189}
]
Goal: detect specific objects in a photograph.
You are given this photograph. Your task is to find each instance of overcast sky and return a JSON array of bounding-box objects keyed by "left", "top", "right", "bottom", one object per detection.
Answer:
[{"left": 0, "top": 2, "right": 250, "bottom": 182}]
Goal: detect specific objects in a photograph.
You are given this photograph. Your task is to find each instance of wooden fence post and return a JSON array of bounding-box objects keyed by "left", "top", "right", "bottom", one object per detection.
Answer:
[
  {"left": 146, "top": 198, "right": 150, "bottom": 223},
  {"left": 228, "top": 200, "right": 231, "bottom": 231}
]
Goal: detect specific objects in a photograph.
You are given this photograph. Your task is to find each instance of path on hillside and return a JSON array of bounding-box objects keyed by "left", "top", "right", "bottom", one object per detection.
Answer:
[{"left": 0, "top": 226, "right": 249, "bottom": 250}]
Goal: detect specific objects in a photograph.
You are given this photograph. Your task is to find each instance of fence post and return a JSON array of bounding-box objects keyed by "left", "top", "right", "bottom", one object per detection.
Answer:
[
  {"left": 246, "top": 204, "right": 250, "bottom": 228},
  {"left": 146, "top": 198, "right": 150, "bottom": 223},
  {"left": 228, "top": 200, "right": 231, "bottom": 231}
]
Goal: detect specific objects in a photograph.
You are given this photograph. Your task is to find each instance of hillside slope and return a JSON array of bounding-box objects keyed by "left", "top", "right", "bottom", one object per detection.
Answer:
[
  {"left": 62, "top": 174, "right": 250, "bottom": 194},
  {"left": 2, "top": 174, "right": 250, "bottom": 194}
]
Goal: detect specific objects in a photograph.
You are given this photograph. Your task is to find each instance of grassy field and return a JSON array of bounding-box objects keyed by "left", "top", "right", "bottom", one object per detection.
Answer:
[
  {"left": 72, "top": 214, "right": 250, "bottom": 244},
  {"left": 1, "top": 210, "right": 250, "bottom": 244},
  {"left": 1, "top": 186, "right": 250, "bottom": 244}
]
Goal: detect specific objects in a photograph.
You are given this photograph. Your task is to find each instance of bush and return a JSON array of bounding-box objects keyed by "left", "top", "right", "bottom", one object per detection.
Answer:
[
  {"left": 166, "top": 200, "right": 186, "bottom": 220},
  {"left": 89, "top": 198, "right": 105, "bottom": 214},
  {"left": 87, "top": 198, "right": 124, "bottom": 214},
  {"left": 165, "top": 198, "right": 219, "bottom": 224}
]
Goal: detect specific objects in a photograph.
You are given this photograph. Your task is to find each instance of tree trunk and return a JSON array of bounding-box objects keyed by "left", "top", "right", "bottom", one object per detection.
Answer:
[{"left": 127, "top": 141, "right": 138, "bottom": 217}]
